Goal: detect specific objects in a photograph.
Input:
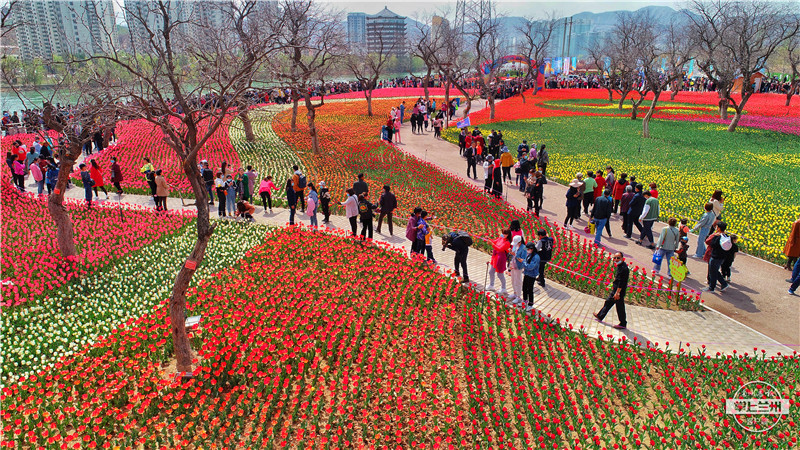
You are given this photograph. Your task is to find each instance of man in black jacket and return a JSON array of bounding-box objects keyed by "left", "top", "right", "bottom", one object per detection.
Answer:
[
  {"left": 465, "top": 143, "right": 477, "bottom": 179},
  {"left": 442, "top": 231, "right": 471, "bottom": 283},
  {"left": 594, "top": 252, "right": 630, "bottom": 329},
  {"left": 703, "top": 222, "right": 732, "bottom": 293},
  {"left": 591, "top": 189, "right": 613, "bottom": 246},
  {"left": 353, "top": 173, "right": 369, "bottom": 198},
  {"left": 625, "top": 186, "right": 645, "bottom": 239},
  {"left": 375, "top": 185, "right": 397, "bottom": 236}
]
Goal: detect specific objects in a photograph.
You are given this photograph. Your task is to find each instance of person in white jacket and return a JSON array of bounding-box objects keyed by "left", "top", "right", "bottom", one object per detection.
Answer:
[{"left": 339, "top": 188, "right": 359, "bottom": 236}]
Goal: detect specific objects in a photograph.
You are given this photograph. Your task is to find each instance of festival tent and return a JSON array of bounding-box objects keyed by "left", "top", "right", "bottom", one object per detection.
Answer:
[{"left": 732, "top": 69, "right": 768, "bottom": 94}]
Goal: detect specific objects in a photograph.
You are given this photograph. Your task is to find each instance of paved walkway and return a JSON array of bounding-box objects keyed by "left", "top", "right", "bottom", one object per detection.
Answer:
[
  {"left": 396, "top": 99, "right": 800, "bottom": 350},
  {"left": 48, "top": 181, "right": 793, "bottom": 358}
]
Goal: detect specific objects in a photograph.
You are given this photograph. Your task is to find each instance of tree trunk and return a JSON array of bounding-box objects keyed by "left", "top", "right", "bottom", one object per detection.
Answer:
[
  {"left": 423, "top": 69, "right": 431, "bottom": 101},
  {"left": 305, "top": 94, "right": 320, "bottom": 154},
  {"left": 443, "top": 80, "right": 450, "bottom": 129},
  {"left": 366, "top": 89, "right": 373, "bottom": 117},
  {"left": 727, "top": 111, "right": 743, "bottom": 132},
  {"left": 532, "top": 76, "right": 539, "bottom": 97},
  {"left": 488, "top": 95, "right": 495, "bottom": 119},
  {"left": 169, "top": 159, "right": 214, "bottom": 373},
  {"left": 786, "top": 89, "right": 794, "bottom": 107},
  {"left": 642, "top": 90, "right": 661, "bottom": 138},
  {"left": 239, "top": 109, "right": 255, "bottom": 142},
  {"left": 617, "top": 90, "right": 630, "bottom": 111},
  {"left": 48, "top": 149, "right": 80, "bottom": 257},
  {"left": 291, "top": 98, "right": 299, "bottom": 132},
  {"left": 718, "top": 95, "right": 729, "bottom": 120}
]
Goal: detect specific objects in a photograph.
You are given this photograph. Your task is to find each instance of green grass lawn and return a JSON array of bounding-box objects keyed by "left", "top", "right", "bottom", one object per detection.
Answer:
[{"left": 444, "top": 115, "right": 799, "bottom": 263}]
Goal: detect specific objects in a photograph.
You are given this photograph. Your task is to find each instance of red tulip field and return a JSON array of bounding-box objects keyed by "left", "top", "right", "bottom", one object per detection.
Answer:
[
  {"left": 1, "top": 227, "right": 796, "bottom": 449},
  {"left": 80, "top": 115, "right": 241, "bottom": 195},
  {"left": 272, "top": 99, "right": 702, "bottom": 311},
  {"left": 0, "top": 180, "right": 193, "bottom": 307}
]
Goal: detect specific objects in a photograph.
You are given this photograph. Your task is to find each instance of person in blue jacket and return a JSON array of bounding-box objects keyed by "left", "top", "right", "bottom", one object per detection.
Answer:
[
  {"left": 45, "top": 159, "right": 59, "bottom": 195},
  {"left": 515, "top": 242, "right": 540, "bottom": 313},
  {"left": 79, "top": 163, "right": 94, "bottom": 209}
]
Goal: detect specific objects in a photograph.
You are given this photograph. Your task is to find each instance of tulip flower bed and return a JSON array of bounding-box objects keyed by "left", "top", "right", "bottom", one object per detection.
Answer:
[
  {"left": 443, "top": 115, "right": 800, "bottom": 263},
  {"left": 270, "top": 100, "right": 702, "bottom": 310},
  {"left": 1, "top": 219, "right": 270, "bottom": 384},
  {"left": 0, "top": 181, "right": 193, "bottom": 307},
  {"left": 1, "top": 228, "right": 797, "bottom": 449},
  {"left": 229, "top": 107, "right": 304, "bottom": 207},
  {"left": 79, "top": 115, "right": 241, "bottom": 196}
]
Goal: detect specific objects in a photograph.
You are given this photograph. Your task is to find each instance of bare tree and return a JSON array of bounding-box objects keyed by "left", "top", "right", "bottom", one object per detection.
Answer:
[
  {"left": 515, "top": 14, "right": 557, "bottom": 102},
  {"left": 783, "top": 32, "right": 800, "bottom": 106},
  {"left": 641, "top": 19, "right": 694, "bottom": 137},
  {"left": 687, "top": 0, "right": 799, "bottom": 131},
  {"left": 409, "top": 13, "right": 439, "bottom": 102},
  {"left": 268, "top": 0, "right": 345, "bottom": 153},
  {"left": 76, "top": 0, "right": 277, "bottom": 374},
  {"left": 435, "top": 19, "right": 478, "bottom": 117},
  {"left": 465, "top": 0, "right": 503, "bottom": 119},
  {"left": 1, "top": 0, "right": 20, "bottom": 40},
  {"left": 609, "top": 12, "right": 646, "bottom": 113},
  {"left": 587, "top": 40, "right": 621, "bottom": 103},
  {"left": 345, "top": 33, "right": 397, "bottom": 116}
]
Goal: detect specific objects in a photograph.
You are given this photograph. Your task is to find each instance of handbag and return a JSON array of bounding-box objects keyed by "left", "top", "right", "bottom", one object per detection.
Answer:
[{"left": 652, "top": 249, "right": 664, "bottom": 264}]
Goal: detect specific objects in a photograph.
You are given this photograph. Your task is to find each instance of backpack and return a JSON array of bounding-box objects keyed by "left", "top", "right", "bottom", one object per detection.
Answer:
[
  {"left": 358, "top": 202, "right": 369, "bottom": 215},
  {"left": 464, "top": 147, "right": 474, "bottom": 158},
  {"left": 720, "top": 234, "right": 733, "bottom": 251},
  {"left": 538, "top": 237, "right": 553, "bottom": 261},
  {"left": 297, "top": 174, "right": 307, "bottom": 189},
  {"left": 456, "top": 231, "right": 473, "bottom": 247}
]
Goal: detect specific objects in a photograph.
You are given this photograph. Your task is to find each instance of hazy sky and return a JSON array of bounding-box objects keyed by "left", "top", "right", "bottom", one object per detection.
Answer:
[{"left": 320, "top": 1, "right": 680, "bottom": 19}]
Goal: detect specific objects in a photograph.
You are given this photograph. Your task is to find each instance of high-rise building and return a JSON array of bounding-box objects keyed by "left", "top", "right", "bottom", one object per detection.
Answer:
[
  {"left": 10, "top": 0, "right": 116, "bottom": 61},
  {"left": 431, "top": 15, "right": 449, "bottom": 44},
  {"left": 347, "top": 12, "right": 367, "bottom": 50},
  {"left": 365, "top": 7, "right": 405, "bottom": 56}
]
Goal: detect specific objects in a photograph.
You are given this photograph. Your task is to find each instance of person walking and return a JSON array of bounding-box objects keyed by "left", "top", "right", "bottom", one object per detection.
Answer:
[
  {"left": 110, "top": 157, "right": 124, "bottom": 196},
  {"left": 500, "top": 146, "right": 513, "bottom": 183},
  {"left": 442, "top": 231, "right": 472, "bottom": 283},
  {"left": 487, "top": 229, "right": 512, "bottom": 295},
  {"left": 709, "top": 189, "right": 725, "bottom": 220},
  {"left": 703, "top": 222, "right": 733, "bottom": 293},
  {"left": 29, "top": 157, "right": 44, "bottom": 195},
  {"left": 215, "top": 172, "right": 227, "bottom": 217},
  {"left": 357, "top": 193, "right": 376, "bottom": 239},
  {"left": 619, "top": 185, "right": 634, "bottom": 236},
  {"left": 90, "top": 159, "right": 109, "bottom": 199},
  {"left": 259, "top": 176, "right": 276, "bottom": 213},
  {"left": 564, "top": 179, "right": 582, "bottom": 229},
  {"left": 590, "top": 189, "right": 613, "bottom": 246},
  {"left": 626, "top": 185, "right": 645, "bottom": 239},
  {"left": 654, "top": 218, "right": 681, "bottom": 277},
  {"left": 582, "top": 171, "right": 597, "bottom": 216},
  {"left": 353, "top": 173, "right": 369, "bottom": 198},
  {"left": 225, "top": 174, "right": 237, "bottom": 216},
  {"left": 534, "top": 229, "right": 553, "bottom": 288},
  {"left": 508, "top": 235, "right": 527, "bottom": 306},
  {"left": 537, "top": 144, "right": 549, "bottom": 176},
  {"left": 465, "top": 142, "right": 478, "bottom": 179},
  {"left": 721, "top": 234, "right": 739, "bottom": 282},
  {"left": 376, "top": 185, "right": 397, "bottom": 235},
  {"left": 516, "top": 242, "right": 541, "bottom": 313},
  {"left": 491, "top": 158, "right": 503, "bottom": 199},
  {"left": 45, "top": 160, "right": 59, "bottom": 195},
  {"left": 788, "top": 257, "right": 800, "bottom": 295},
  {"left": 482, "top": 155, "right": 494, "bottom": 194},
  {"left": 782, "top": 217, "right": 800, "bottom": 270},
  {"left": 690, "top": 203, "right": 716, "bottom": 259},
  {"left": 339, "top": 188, "right": 359, "bottom": 236},
  {"left": 240, "top": 168, "right": 251, "bottom": 203},
  {"left": 319, "top": 181, "right": 331, "bottom": 223},
  {"left": 285, "top": 178, "right": 297, "bottom": 225},
  {"left": 155, "top": 169, "right": 170, "bottom": 212},
  {"left": 307, "top": 183, "right": 319, "bottom": 227},
  {"left": 611, "top": 173, "right": 628, "bottom": 214},
  {"left": 636, "top": 190, "right": 659, "bottom": 249},
  {"left": 79, "top": 163, "right": 94, "bottom": 209},
  {"left": 202, "top": 161, "right": 214, "bottom": 205},
  {"left": 406, "top": 207, "right": 423, "bottom": 255},
  {"left": 594, "top": 252, "right": 630, "bottom": 329},
  {"left": 12, "top": 158, "right": 25, "bottom": 191},
  {"left": 292, "top": 165, "right": 306, "bottom": 212}
]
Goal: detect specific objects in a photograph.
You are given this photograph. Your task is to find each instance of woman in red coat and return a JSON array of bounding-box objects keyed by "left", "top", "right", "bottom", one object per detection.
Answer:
[
  {"left": 89, "top": 159, "right": 109, "bottom": 199},
  {"left": 611, "top": 173, "right": 629, "bottom": 214},
  {"left": 488, "top": 229, "right": 512, "bottom": 295}
]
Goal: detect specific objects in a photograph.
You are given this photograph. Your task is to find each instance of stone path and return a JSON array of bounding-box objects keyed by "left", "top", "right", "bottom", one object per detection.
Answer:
[
  {"left": 394, "top": 99, "right": 800, "bottom": 350},
  {"left": 49, "top": 181, "right": 794, "bottom": 358}
]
